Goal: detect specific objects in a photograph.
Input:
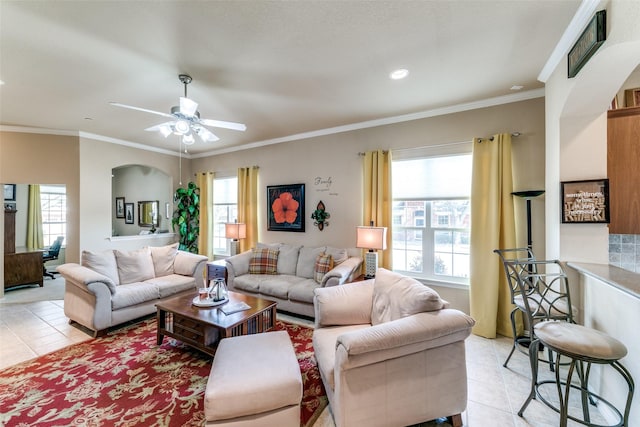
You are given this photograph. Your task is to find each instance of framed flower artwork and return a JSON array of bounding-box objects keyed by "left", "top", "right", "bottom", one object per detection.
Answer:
[{"left": 267, "top": 184, "right": 305, "bottom": 232}]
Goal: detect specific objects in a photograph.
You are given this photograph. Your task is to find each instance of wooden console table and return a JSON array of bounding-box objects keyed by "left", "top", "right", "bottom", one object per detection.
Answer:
[{"left": 4, "top": 249, "right": 43, "bottom": 289}]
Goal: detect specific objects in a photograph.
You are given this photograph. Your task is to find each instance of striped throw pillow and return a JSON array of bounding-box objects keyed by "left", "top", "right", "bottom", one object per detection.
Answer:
[
  {"left": 314, "top": 253, "right": 334, "bottom": 283},
  {"left": 249, "top": 248, "right": 279, "bottom": 274}
]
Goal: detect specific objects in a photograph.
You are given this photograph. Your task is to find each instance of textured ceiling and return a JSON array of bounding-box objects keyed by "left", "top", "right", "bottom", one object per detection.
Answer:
[{"left": 0, "top": 1, "right": 582, "bottom": 156}]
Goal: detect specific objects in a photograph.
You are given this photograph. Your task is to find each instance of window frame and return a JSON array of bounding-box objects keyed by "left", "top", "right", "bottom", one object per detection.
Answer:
[
  {"left": 40, "top": 184, "right": 66, "bottom": 248},
  {"left": 212, "top": 175, "right": 238, "bottom": 256}
]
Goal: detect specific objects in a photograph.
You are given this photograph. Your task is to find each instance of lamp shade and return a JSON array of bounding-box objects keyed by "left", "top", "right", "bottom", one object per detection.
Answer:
[
  {"left": 225, "top": 223, "right": 247, "bottom": 240},
  {"left": 356, "top": 226, "right": 387, "bottom": 250}
]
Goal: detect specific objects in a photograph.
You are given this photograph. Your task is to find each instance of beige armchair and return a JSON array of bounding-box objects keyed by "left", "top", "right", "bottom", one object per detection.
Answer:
[{"left": 312, "top": 269, "right": 475, "bottom": 427}]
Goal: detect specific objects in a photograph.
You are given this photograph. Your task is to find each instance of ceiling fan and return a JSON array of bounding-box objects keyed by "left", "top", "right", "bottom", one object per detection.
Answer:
[{"left": 110, "top": 74, "right": 246, "bottom": 145}]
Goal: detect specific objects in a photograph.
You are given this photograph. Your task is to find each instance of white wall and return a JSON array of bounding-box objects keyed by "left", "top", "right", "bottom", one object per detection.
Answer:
[
  {"left": 193, "top": 97, "right": 547, "bottom": 312},
  {"left": 545, "top": 1, "right": 640, "bottom": 423}
]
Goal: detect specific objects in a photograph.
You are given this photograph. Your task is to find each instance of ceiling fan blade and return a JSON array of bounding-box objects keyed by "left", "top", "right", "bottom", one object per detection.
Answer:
[
  {"left": 110, "top": 102, "right": 174, "bottom": 119},
  {"left": 179, "top": 97, "right": 198, "bottom": 117},
  {"left": 199, "top": 118, "right": 247, "bottom": 131},
  {"left": 194, "top": 126, "right": 220, "bottom": 142}
]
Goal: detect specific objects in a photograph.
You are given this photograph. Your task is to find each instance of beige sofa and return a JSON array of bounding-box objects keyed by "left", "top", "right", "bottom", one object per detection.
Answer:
[
  {"left": 58, "top": 243, "right": 208, "bottom": 336},
  {"left": 225, "top": 243, "right": 362, "bottom": 318},
  {"left": 313, "top": 268, "right": 475, "bottom": 427}
]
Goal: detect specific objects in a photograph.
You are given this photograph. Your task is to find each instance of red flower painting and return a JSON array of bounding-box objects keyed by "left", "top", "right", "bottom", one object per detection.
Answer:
[
  {"left": 272, "top": 192, "right": 299, "bottom": 224},
  {"left": 267, "top": 184, "right": 305, "bottom": 232}
]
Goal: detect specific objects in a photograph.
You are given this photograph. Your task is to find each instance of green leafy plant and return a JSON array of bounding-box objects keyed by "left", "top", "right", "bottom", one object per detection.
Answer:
[{"left": 172, "top": 181, "right": 200, "bottom": 253}]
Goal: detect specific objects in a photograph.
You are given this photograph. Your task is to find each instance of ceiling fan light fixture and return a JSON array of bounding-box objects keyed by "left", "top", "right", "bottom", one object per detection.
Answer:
[
  {"left": 182, "top": 133, "right": 195, "bottom": 145},
  {"left": 174, "top": 120, "right": 190, "bottom": 134},
  {"left": 159, "top": 124, "right": 173, "bottom": 138}
]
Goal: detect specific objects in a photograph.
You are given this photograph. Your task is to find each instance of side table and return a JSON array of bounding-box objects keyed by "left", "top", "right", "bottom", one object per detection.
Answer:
[{"left": 207, "top": 259, "right": 227, "bottom": 285}]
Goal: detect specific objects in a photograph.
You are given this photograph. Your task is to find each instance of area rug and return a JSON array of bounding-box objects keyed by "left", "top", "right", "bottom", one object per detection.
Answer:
[{"left": 0, "top": 319, "right": 327, "bottom": 427}]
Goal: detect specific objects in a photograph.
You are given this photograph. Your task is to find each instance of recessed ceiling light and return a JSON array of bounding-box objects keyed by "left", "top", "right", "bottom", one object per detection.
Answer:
[
  {"left": 390, "top": 69, "right": 409, "bottom": 80},
  {"left": 0, "top": 80, "right": 5, "bottom": 85},
  {"left": 510, "top": 85, "right": 524, "bottom": 91}
]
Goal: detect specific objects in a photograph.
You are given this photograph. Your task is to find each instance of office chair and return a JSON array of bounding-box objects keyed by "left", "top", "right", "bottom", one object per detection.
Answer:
[{"left": 43, "top": 236, "right": 64, "bottom": 279}]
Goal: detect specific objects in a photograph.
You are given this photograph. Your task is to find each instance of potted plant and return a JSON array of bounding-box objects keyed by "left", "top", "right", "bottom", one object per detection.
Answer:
[{"left": 172, "top": 181, "right": 200, "bottom": 253}]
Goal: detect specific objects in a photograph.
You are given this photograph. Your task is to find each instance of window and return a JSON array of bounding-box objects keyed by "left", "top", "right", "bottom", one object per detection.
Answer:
[
  {"left": 392, "top": 153, "right": 471, "bottom": 285},
  {"left": 213, "top": 176, "right": 238, "bottom": 255},
  {"left": 40, "top": 185, "right": 66, "bottom": 247}
]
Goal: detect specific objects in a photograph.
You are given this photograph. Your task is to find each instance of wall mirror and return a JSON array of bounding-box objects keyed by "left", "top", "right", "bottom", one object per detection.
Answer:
[
  {"left": 112, "top": 165, "right": 172, "bottom": 236},
  {"left": 138, "top": 200, "right": 159, "bottom": 227}
]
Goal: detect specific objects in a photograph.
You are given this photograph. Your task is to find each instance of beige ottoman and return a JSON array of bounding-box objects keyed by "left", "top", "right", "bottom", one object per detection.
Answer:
[{"left": 204, "top": 330, "right": 303, "bottom": 427}]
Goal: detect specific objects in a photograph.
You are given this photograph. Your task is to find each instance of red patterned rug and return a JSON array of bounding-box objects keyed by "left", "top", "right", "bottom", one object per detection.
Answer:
[{"left": 0, "top": 319, "right": 327, "bottom": 427}]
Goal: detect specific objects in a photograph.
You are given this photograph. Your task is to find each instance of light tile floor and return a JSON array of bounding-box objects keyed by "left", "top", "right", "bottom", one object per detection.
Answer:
[{"left": 0, "top": 292, "right": 611, "bottom": 427}]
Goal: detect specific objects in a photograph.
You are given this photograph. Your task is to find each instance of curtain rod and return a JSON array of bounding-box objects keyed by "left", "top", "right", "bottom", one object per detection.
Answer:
[
  {"left": 358, "top": 132, "right": 521, "bottom": 155},
  {"left": 476, "top": 132, "right": 521, "bottom": 142}
]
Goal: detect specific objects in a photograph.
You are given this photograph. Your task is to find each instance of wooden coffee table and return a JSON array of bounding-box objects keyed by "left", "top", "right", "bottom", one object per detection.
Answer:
[{"left": 156, "top": 291, "right": 277, "bottom": 356}]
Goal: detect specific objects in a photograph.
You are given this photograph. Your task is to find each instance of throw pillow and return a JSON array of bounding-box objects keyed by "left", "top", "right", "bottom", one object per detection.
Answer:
[
  {"left": 314, "top": 253, "right": 334, "bottom": 283},
  {"left": 296, "top": 246, "right": 326, "bottom": 278},
  {"left": 82, "top": 249, "right": 120, "bottom": 285},
  {"left": 248, "top": 248, "right": 279, "bottom": 274},
  {"left": 149, "top": 243, "right": 178, "bottom": 277},
  {"left": 371, "top": 268, "right": 447, "bottom": 325},
  {"left": 114, "top": 247, "right": 155, "bottom": 284},
  {"left": 325, "top": 247, "right": 348, "bottom": 265}
]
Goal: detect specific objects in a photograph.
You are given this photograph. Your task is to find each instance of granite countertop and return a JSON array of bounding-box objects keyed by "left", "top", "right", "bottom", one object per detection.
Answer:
[{"left": 567, "top": 262, "right": 640, "bottom": 299}]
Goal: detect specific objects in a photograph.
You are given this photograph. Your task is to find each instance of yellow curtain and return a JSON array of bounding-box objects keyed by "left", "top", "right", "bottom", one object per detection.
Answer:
[
  {"left": 26, "top": 184, "right": 44, "bottom": 249},
  {"left": 196, "top": 172, "right": 214, "bottom": 259},
  {"left": 469, "top": 133, "right": 517, "bottom": 338},
  {"left": 237, "top": 166, "right": 259, "bottom": 252},
  {"left": 362, "top": 150, "right": 392, "bottom": 269}
]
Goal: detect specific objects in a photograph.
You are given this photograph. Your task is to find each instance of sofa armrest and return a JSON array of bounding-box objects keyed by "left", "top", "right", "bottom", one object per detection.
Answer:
[
  {"left": 57, "top": 263, "right": 117, "bottom": 295},
  {"left": 225, "top": 250, "right": 252, "bottom": 283},
  {"left": 335, "top": 309, "right": 475, "bottom": 369},
  {"left": 314, "top": 280, "right": 374, "bottom": 328},
  {"left": 174, "top": 251, "right": 208, "bottom": 285},
  {"left": 321, "top": 256, "right": 363, "bottom": 287}
]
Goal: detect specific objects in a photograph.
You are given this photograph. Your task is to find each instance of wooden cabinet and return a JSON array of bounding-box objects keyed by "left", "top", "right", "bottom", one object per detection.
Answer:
[
  {"left": 607, "top": 106, "right": 640, "bottom": 234},
  {"left": 4, "top": 209, "right": 16, "bottom": 253},
  {"left": 4, "top": 251, "right": 43, "bottom": 289},
  {"left": 4, "top": 208, "right": 43, "bottom": 289}
]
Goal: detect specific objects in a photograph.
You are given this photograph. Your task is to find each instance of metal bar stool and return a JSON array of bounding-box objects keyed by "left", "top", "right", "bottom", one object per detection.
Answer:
[{"left": 519, "top": 321, "right": 635, "bottom": 427}]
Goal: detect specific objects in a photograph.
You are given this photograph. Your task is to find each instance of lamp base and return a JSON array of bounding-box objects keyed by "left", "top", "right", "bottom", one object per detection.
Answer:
[
  {"left": 229, "top": 240, "right": 239, "bottom": 256},
  {"left": 364, "top": 251, "right": 378, "bottom": 278}
]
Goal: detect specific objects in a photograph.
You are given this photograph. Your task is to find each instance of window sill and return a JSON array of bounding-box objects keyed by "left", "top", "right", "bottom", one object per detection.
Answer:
[{"left": 400, "top": 274, "right": 469, "bottom": 290}]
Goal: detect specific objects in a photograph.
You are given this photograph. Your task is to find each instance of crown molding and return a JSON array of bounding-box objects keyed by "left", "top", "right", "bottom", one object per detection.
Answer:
[
  {"left": 192, "top": 88, "right": 545, "bottom": 158},
  {"left": 2, "top": 88, "right": 544, "bottom": 160}
]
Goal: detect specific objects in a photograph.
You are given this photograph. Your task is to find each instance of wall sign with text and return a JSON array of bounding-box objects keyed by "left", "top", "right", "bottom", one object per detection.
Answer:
[{"left": 561, "top": 179, "right": 609, "bottom": 223}]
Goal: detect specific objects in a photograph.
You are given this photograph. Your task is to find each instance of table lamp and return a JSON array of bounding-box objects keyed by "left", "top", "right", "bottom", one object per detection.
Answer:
[
  {"left": 356, "top": 222, "right": 387, "bottom": 278},
  {"left": 225, "top": 221, "right": 247, "bottom": 256}
]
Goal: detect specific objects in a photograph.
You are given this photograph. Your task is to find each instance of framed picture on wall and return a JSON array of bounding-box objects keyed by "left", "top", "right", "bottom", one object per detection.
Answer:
[
  {"left": 267, "top": 183, "right": 305, "bottom": 232},
  {"left": 561, "top": 179, "right": 609, "bottom": 223},
  {"left": 115, "top": 197, "right": 125, "bottom": 218},
  {"left": 4, "top": 184, "right": 16, "bottom": 201},
  {"left": 125, "top": 203, "right": 134, "bottom": 224}
]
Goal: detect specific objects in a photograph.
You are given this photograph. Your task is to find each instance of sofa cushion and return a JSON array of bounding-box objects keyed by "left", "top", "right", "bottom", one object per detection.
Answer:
[
  {"left": 314, "top": 253, "right": 334, "bottom": 283},
  {"left": 233, "top": 274, "right": 264, "bottom": 293},
  {"left": 371, "top": 268, "right": 446, "bottom": 325},
  {"left": 115, "top": 247, "right": 155, "bottom": 285},
  {"left": 276, "top": 244, "right": 301, "bottom": 275},
  {"left": 82, "top": 249, "right": 120, "bottom": 286},
  {"left": 145, "top": 274, "right": 196, "bottom": 298},
  {"left": 149, "top": 243, "right": 178, "bottom": 277},
  {"left": 289, "top": 280, "right": 321, "bottom": 303},
  {"left": 296, "top": 246, "right": 326, "bottom": 279},
  {"left": 258, "top": 276, "right": 302, "bottom": 299},
  {"left": 325, "top": 247, "right": 348, "bottom": 265},
  {"left": 111, "top": 282, "right": 159, "bottom": 310},
  {"left": 249, "top": 248, "right": 279, "bottom": 274}
]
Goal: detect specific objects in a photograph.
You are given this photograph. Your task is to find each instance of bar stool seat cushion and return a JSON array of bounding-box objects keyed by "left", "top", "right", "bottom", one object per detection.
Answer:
[{"left": 535, "top": 322, "right": 627, "bottom": 361}]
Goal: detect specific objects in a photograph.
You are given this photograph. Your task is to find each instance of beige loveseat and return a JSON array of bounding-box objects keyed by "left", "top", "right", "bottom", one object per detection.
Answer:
[
  {"left": 226, "top": 243, "right": 362, "bottom": 318},
  {"left": 58, "top": 244, "right": 208, "bottom": 336},
  {"left": 313, "top": 268, "right": 475, "bottom": 427}
]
